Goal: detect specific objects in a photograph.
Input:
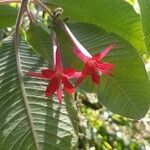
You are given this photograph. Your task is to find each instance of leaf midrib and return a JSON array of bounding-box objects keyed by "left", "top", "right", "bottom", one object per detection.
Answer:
[{"left": 14, "top": 38, "right": 40, "bottom": 150}]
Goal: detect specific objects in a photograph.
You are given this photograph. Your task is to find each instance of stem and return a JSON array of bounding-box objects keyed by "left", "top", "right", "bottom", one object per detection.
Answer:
[
  {"left": 54, "top": 19, "right": 92, "bottom": 60},
  {"left": 51, "top": 30, "right": 62, "bottom": 69},
  {"left": 0, "top": 0, "right": 34, "bottom": 4},
  {"left": 14, "top": 0, "right": 40, "bottom": 149},
  {"left": 15, "top": 0, "right": 26, "bottom": 39},
  {"left": 26, "top": 7, "right": 36, "bottom": 23},
  {"left": 35, "top": 0, "right": 54, "bottom": 18},
  {"left": 0, "top": 0, "right": 54, "bottom": 18}
]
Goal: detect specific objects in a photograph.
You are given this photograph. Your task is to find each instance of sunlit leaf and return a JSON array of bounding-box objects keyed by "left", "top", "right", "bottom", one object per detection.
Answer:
[
  {"left": 49, "top": 0, "right": 147, "bottom": 53},
  {"left": 0, "top": 37, "right": 78, "bottom": 149},
  {"left": 55, "top": 22, "right": 150, "bottom": 119},
  {"left": 26, "top": 22, "right": 52, "bottom": 63},
  {"left": 138, "top": 0, "right": 150, "bottom": 54},
  {"left": 0, "top": 5, "right": 17, "bottom": 28}
]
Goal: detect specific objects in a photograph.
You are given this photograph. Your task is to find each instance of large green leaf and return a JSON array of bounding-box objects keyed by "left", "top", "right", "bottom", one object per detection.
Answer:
[
  {"left": 50, "top": 0, "right": 146, "bottom": 53},
  {"left": 125, "top": 0, "right": 134, "bottom": 5},
  {"left": 138, "top": 0, "right": 150, "bottom": 53},
  {"left": 54, "top": 22, "right": 150, "bottom": 119},
  {"left": 0, "top": 37, "right": 78, "bottom": 149},
  {"left": 0, "top": 5, "right": 17, "bottom": 28},
  {"left": 0, "top": 29, "right": 5, "bottom": 42},
  {"left": 26, "top": 22, "right": 52, "bottom": 63}
]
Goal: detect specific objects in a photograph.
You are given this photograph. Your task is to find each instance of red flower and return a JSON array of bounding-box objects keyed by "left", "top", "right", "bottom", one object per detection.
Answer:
[
  {"left": 27, "top": 36, "right": 80, "bottom": 103},
  {"left": 75, "top": 44, "right": 115, "bottom": 86},
  {"left": 60, "top": 22, "right": 115, "bottom": 85}
]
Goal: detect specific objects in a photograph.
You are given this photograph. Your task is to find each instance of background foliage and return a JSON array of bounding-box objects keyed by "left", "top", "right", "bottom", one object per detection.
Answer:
[
  {"left": 78, "top": 93, "right": 150, "bottom": 150},
  {"left": 0, "top": 0, "right": 150, "bottom": 149}
]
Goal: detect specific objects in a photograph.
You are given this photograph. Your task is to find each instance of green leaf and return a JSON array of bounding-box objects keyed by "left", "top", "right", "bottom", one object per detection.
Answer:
[
  {"left": 146, "top": 63, "right": 150, "bottom": 80},
  {"left": 0, "top": 29, "right": 5, "bottom": 42},
  {"left": 26, "top": 22, "right": 52, "bottom": 63},
  {"left": 55, "top": 22, "right": 150, "bottom": 119},
  {"left": 53, "top": 22, "right": 82, "bottom": 69},
  {"left": 0, "top": 37, "right": 78, "bottom": 149},
  {"left": 0, "top": 5, "right": 17, "bottom": 28},
  {"left": 50, "top": 0, "right": 146, "bottom": 53},
  {"left": 125, "top": 0, "right": 134, "bottom": 5},
  {"left": 138, "top": 0, "right": 150, "bottom": 54}
]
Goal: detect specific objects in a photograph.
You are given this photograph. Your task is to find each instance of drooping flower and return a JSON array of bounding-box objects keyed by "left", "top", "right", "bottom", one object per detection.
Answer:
[
  {"left": 55, "top": 20, "right": 115, "bottom": 86},
  {"left": 27, "top": 34, "right": 80, "bottom": 103},
  {"left": 75, "top": 44, "right": 115, "bottom": 86}
]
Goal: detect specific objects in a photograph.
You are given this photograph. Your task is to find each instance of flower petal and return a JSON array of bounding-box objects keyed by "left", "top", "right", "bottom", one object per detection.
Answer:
[
  {"left": 42, "top": 69, "right": 55, "bottom": 78},
  {"left": 84, "top": 63, "right": 93, "bottom": 74},
  {"left": 100, "top": 44, "right": 116, "bottom": 59},
  {"left": 93, "top": 44, "right": 116, "bottom": 61},
  {"left": 56, "top": 88, "right": 63, "bottom": 104},
  {"left": 91, "top": 73, "right": 100, "bottom": 84},
  {"left": 63, "top": 68, "right": 76, "bottom": 76},
  {"left": 96, "top": 62, "right": 115, "bottom": 70},
  {"left": 54, "top": 47, "right": 63, "bottom": 70},
  {"left": 73, "top": 47, "right": 90, "bottom": 63},
  {"left": 75, "top": 63, "right": 94, "bottom": 86},
  {"left": 69, "top": 72, "right": 82, "bottom": 79},
  {"left": 63, "top": 68, "right": 82, "bottom": 79},
  {"left": 62, "top": 77, "right": 75, "bottom": 93},
  {"left": 100, "top": 69, "right": 112, "bottom": 76},
  {"left": 75, "top": 73, "right": 87, "bottom": 87},
  {"left": 45, "top": 77, "right": 59, "bottom": 97}
]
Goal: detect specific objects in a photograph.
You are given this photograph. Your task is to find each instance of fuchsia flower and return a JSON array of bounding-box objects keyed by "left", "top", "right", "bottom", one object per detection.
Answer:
[
  {"left": 61, "top": 22, "right": 116, "bottom": 86},
  {"left": 27, "top": 35, "right": 80, "bottom": 103},
  {"left": 27, "top": 20, "right": 116, "bottom": 104}
]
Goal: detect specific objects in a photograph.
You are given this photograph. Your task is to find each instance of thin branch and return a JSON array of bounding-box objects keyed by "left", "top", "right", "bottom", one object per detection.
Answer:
[
  {"left": 15, "top": 0, "right": 27, "bottom": 39},
  {"left": 0, "top": 0, "right": 54, "bottom": 18},
  {"left": 26, "top": 6, "right": 36, "bottom": 23},
  {"left": 0, "top": 0, "right": 35, "bottom": 4},
  {"left": 35, "top": 0, "right": 54, "bottom": 18},
  {"left": 14, "top": 0, "right": 40, "bottom": 150}
]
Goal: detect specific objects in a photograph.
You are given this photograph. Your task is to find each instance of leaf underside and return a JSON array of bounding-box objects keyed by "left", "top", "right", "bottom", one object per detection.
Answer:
[
  {"left": 0, "top": 37, "right": 78, "bottom": 150},
  {"left": 55, "top": 22, "right": 150, "bottom": 119}
]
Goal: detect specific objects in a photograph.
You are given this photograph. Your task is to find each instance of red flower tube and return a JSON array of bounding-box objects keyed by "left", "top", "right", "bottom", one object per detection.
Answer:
[
  {"left": 55, "top": 20, "right": 116, "bottom": 86},
  {"left": 27, "top": 33, "right": 80, "bottom": 103}
]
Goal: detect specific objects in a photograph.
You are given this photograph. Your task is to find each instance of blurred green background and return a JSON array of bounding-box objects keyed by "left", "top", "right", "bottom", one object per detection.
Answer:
[{"left": 78, "top": 93, "right": 150, "bottom": 150}]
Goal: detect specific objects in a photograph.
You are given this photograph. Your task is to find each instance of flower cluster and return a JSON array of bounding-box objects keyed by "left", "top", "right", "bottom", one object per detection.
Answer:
[{"left": 27, "top": 21, "right": 115, "bottom": 103}]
